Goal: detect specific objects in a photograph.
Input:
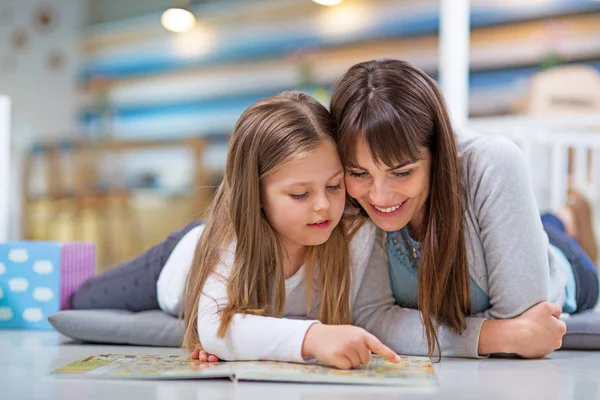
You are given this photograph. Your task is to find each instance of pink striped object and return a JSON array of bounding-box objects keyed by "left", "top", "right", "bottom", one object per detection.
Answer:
[{"left": 59, "top": 243, "right": 96, "bottom": 310}]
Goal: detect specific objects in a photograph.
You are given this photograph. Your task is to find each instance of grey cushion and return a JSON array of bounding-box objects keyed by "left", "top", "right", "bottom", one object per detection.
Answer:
[
  {"left": 48, "top": 309, "right": 183, "bottom": 347},
  {"left": 48, "top": 309, "right": 600, "bottom": 350},
  {"left": 561, "top": 311, "right": 600, "bottom": 350}
]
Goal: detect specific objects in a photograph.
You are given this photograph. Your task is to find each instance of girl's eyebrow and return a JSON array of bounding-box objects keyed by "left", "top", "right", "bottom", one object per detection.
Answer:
[{"left": 282, "top": 169, "right": 344, "bottom": 188}]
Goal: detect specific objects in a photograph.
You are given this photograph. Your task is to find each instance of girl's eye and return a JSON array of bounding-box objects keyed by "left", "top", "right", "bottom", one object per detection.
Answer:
[
  {"left": 290, "top": 192, "right": 308, "bottom": 200},
  {"left": 348, "top": 171, "right": 368, "bottom": 178},
  {"left": 393, "top": 169, "right": 413, "bottom": 178},
  {"left": 327, "top": 184, "right": 342, "bottom": 192}
]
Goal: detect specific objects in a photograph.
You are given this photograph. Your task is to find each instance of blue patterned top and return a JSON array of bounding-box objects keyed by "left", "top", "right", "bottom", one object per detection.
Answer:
[{"left": 387, "top": 227, "right": 491, "bottom": 314}]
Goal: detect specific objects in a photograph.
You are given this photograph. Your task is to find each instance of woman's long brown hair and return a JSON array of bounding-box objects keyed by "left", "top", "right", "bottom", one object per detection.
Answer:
[
  {"left": 330, "top": 59, "right": 470, "bottom": 358},
  {"left": 183, "top": 91, "right": 351, "bottom": 351}
]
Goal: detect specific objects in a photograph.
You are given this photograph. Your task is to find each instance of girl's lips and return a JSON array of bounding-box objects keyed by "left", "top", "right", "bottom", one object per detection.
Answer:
[
  {"left": 369, "top": 200, "right": 408, "bottom": 217},
  {"left": 308, "top": 220, "right": 331, "bottom": 229}
]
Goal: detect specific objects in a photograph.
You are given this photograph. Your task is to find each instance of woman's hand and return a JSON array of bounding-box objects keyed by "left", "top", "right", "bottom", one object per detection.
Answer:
[
  {"left": 479, "top": 302, "right": 566, "bottom": 358},
  {"left": 512, "top": 302, "right": 566, "bottom": 358},
  {"left": 302, "top": 324, "right": 401, "bottom": 369}
]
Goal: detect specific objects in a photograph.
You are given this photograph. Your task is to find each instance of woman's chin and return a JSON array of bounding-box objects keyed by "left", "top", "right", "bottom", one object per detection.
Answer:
[{"left": 367, "top": 212, "right": 409, "bottom": 232}]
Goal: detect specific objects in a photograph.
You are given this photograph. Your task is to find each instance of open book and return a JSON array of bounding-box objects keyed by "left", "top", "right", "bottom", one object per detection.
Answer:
[{"left": 51, "top": 354, "right": 437, "bottom": 387}]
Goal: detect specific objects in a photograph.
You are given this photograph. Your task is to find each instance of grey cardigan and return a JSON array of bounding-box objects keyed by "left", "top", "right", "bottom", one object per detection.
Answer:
[{"left": 352, "top": 129, "right": 564, "bottom": 358}]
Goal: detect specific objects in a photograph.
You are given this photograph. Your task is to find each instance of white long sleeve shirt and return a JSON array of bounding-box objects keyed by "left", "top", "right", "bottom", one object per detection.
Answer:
[{"left": 157, "top": 222, "right": 378, "bottom": 363}]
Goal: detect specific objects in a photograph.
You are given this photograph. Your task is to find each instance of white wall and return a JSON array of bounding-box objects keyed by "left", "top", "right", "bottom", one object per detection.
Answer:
[
  {"left": 0, "top": 96, "right": 9, "bottom": 242},
  {"left": 0, "top": 0, "right": 86, "bottom": 239},
  {"left": 0, "top": 0, "right": 85, "bottom": 142}
]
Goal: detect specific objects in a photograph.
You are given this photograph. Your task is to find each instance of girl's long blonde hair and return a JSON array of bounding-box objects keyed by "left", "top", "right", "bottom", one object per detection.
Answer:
[{"left": 183, "top": 91, "right": 352, "bottom": 350}]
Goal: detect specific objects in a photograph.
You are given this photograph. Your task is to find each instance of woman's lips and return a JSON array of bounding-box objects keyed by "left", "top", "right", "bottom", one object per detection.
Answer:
[{"left": 369, "top": 200, "right": 408, "bottom": 217}]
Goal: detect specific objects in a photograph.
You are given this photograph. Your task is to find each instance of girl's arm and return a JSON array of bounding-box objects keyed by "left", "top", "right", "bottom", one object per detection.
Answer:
[
  {"left": 156, "top": 225, "right": 205, "bottom": 316},
  {"left": 161, "top": 229, "right": 400, "bottom": 367},
  {"left": 196, "top": 255, "right": 318, "bottom": 363},
  {"left": 155, "top": 226, "right": 317, "bottom": 362}
]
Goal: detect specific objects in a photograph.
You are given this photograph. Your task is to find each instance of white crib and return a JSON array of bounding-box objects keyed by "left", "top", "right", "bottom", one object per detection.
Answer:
[{"left": 469, "top": 115, "right": 600, "bottom": 247}]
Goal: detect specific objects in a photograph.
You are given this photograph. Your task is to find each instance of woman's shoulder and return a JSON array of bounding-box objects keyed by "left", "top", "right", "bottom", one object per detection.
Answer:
[
  {"left": 457, "top": 129, "right": 524, "bottom": 170},
  {"left": 350, "top": 218, "right": 377, "bottom": 241},
  {"left": 457, "top": 129, "right": 528, "bottom": 193},
  {"left": 348, "top": 218, "right": 378, "bottom": 264}
]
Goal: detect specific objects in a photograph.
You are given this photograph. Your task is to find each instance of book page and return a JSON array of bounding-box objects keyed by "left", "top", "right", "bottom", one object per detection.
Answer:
[
  {"left": 234, "top": 355, "right": 436, "bottom": 386},
  {"left": 51, "top": 354, "right": 234, "bottom": 380}
]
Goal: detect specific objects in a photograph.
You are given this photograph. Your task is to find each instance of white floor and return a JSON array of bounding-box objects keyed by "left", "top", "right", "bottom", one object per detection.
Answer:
[{"left": 2, "top": 330, "right": 600, "bottom": 400}]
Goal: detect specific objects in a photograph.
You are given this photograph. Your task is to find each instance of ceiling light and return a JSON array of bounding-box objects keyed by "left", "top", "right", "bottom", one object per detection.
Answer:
[
  {"left": 318, "top": 3, "right": 370, "bottom": 36},
  {"left": 313, "top": 0, "right": 344, "bottom": 6},
  {"left": 161, "top": 8, "right": 196, "bottom": 33}
]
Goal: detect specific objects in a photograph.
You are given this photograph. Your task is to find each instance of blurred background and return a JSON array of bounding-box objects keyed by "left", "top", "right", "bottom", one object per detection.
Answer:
[{"left": 1, "top": 0, "right": 599, "bottom": 272}]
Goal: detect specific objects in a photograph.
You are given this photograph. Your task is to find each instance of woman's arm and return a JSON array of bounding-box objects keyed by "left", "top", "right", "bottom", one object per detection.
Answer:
[
  {"left": 467, "top": 136, "right": 566, "bottom": 355},
  {"left": 352, "top": 235, "right": 487, "bottom": 358},
  {"left": 467, "top": 136, "right": 549, "bottom": 319},
  {"left": 353, "top": 137, "right": 565, "bottom": 358},
  {"left": 353, "top": 233, "right": 565, "bottom": 358}
]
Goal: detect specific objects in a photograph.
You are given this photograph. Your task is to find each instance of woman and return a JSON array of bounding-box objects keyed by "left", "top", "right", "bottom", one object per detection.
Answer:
[{"left": 329, "top": 59, "right": 597, "bottom": 358}]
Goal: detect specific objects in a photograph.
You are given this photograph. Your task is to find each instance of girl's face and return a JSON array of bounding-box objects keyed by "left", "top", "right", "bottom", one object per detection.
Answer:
[
  {"left": 261, "top": 139, "right": 346, "bottom": 253},
  {"left": 344, "top": 136, "right": 431, "bottom": 234}
]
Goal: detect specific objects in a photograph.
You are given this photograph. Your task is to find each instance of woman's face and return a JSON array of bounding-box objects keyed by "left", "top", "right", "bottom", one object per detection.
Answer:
[{"left": 344, "top": 136, "right": 431, "bottom": 234}]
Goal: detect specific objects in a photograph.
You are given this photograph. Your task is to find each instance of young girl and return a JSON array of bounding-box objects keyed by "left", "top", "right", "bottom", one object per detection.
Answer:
[
  {"left": 155, "top": 91, "right": 400, "bottom": 369},
  {"left": 72, "top": 91, "right": 398, "bottom": 368}
]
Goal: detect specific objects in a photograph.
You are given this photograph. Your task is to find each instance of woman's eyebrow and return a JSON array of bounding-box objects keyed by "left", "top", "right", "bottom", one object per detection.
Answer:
[
  {"left": 346, "top": 160, "right": 414, "bottom": 171},
  {"left": 387, "top": 160, "right": 415, "bottom": 171}
]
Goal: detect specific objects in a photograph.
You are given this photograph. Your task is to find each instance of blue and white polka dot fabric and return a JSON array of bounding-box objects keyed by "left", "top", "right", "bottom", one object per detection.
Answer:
[{"left": 0, "top": 243, "right": 61, "bottom": 330}]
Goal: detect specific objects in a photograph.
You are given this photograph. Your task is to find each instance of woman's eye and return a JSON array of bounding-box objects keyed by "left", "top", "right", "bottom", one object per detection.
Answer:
[
  {"left": 290, "top": 192, "right": 308, "bottom": 200},
  {"left": 327, "top": 184, "right": 342, "bottom": 191},
  {"left": 393, "top": 169, "right": 413, "bottom": 178},
  {"left": 348, "top": 171, "right": 368, "bottom": 178}
]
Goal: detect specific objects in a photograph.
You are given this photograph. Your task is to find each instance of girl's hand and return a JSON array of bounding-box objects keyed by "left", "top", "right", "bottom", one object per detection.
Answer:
[
  {"left": 302, "top": 324, "right": 401, "bottom": 369},
  {"left": 512, "top": 302, "right": 567, "bottom": 358},
  {"left": 191, "top": 346, "right": 220, "bottom": 362}
]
